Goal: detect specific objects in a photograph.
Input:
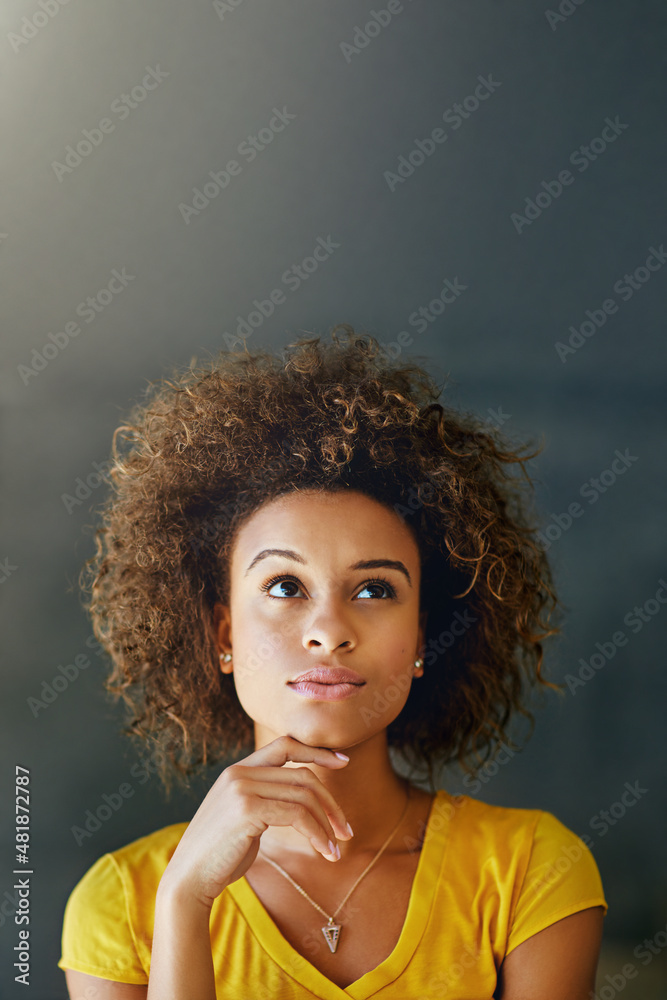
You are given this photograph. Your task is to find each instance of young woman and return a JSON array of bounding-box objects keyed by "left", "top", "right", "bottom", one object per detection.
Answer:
[{"left": 58, "top": 326, "right": 607, "bottom": 999}]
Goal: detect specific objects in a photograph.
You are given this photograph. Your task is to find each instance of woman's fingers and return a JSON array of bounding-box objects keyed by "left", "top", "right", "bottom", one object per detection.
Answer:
[
  {"left": 235, "top": 735, "right": 350, "bottom": 772},
  {"left": 228, "top": 777, "right": 347, "bottom": 856},
  {"left": 233, "top": 764, "right": 353, "bottom": 842},
  {"left": 160, "top": 735, "right": 354, "bottom": 906}
]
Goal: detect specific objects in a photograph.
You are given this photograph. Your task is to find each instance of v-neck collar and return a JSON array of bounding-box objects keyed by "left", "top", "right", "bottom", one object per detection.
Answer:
[{"left": 225, "top": 788, "right": 454, "bottom": 1000}]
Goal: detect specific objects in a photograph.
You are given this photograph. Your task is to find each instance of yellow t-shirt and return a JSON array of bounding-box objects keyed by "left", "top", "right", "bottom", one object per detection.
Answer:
[{"left": 58, "top": 789, "right": 607, "bottom": 999}]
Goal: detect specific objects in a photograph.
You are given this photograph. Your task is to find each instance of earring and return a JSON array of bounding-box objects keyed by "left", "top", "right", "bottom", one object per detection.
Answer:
[
  {"left": 220, "top": 652, "right": 232, "bottom": 663},
  {"left": 413, "top": 657, "right": 424, "bottom": 674}
]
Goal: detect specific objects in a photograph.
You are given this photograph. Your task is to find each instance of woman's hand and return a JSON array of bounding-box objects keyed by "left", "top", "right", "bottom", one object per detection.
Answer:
[{"left": 158, "top": 735, "right": 353, "bottom": 908}]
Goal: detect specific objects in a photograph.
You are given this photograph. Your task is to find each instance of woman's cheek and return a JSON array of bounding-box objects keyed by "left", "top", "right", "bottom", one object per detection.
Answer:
[
  {"left": 356, "top": 668, "right": 414, "bottom": 731},
  {"left": 232, "top": 626, "right": 296, "bottom": 686}
]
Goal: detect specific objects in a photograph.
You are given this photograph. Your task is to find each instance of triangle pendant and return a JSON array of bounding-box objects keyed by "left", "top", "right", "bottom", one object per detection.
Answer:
[{"left": 321, "top": 922, "right": 341, "bottom": 953}]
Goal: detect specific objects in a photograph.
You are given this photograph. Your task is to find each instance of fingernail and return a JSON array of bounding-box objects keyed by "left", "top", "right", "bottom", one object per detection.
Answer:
[
  {"left": 328, "top": 840, "right": 341, "bottom": 860},
  {"left": 334, "top": 752, "right": 349, "bottom": 761},
  {"left": 346, "top": 822, "right": 354, "bottom": 837}
]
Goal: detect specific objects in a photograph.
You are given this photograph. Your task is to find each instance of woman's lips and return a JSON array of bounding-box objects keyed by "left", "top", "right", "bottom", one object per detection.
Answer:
[{"left": 288, "top": 680, "right": 366, "bottom": 701}]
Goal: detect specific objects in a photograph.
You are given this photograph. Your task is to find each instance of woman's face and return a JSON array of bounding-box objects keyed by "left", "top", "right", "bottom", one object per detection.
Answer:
[{"left": 212, "top": 488, "right": 427, "bottom": 751}]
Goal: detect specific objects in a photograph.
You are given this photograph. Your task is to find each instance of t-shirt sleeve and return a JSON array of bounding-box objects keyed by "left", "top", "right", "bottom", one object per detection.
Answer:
[
  {"left": 57, "top": 852, "right": 149, "bottom": 984},
  {"left": 505, "top": 810, "right": 608, "bottom": 955}
]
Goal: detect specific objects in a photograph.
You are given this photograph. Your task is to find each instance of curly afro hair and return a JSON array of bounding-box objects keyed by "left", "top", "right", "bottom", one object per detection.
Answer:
[{"left": 81, "top": 324, "right": 565, "bottom": 796}]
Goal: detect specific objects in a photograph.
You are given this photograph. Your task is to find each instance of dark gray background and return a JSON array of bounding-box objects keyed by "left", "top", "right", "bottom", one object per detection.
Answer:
[{"left": 1, "top": 1, "right": 666, "bottom": 997}]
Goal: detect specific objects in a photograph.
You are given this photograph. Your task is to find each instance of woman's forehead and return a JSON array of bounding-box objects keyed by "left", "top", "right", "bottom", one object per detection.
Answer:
[{"left": 230, "top": 489, "right": 420, "bottom": 566}]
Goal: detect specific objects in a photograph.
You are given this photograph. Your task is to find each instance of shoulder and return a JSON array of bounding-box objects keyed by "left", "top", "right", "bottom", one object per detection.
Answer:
[
  {"left": 58, "top": 822, "right": 190, "bottom": 983},
  {"left": 432, "top": 790, "right": 607, "bottom": 964},
  {"left": 442, "top": 788, "right": 596, "bottom": 861},
  {"left": 107, "top": 821, "right": 190, "bottom": 878},
  {"left": 427, "top": 790, "right": 546, "bottom": 906},
  {"left": 438, "top": 790, "right": 607, "bottom": 911},
  {"left": 439, "top": 788, "right": 544, "bottom": 853}
]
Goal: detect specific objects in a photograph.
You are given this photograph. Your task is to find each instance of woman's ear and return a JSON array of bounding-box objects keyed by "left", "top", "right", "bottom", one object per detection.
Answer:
[{"left": 212, "top": 601, "right": 233, "bottom": 673}]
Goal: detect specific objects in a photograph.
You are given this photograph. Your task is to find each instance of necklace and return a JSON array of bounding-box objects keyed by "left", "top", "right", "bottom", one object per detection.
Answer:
[{"left": 258, "top": 782, "right": 412, "bottom": 955}]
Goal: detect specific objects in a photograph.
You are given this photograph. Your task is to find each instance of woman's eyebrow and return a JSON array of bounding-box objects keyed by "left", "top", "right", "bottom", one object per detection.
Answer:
[{"left": 244, "top": 549, "right": 412, "bottom": 586}]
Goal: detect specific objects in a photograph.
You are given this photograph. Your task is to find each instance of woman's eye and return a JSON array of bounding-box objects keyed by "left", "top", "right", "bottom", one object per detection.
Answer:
[
  {"left": 356, "top": 582, "right": 394, "bottom": 600},
  {"left": 262, "top": 577, "right": 395, "bottom": 599},
  {"left": 264, "top": 578, "right": 304, "bottom": 598}
]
